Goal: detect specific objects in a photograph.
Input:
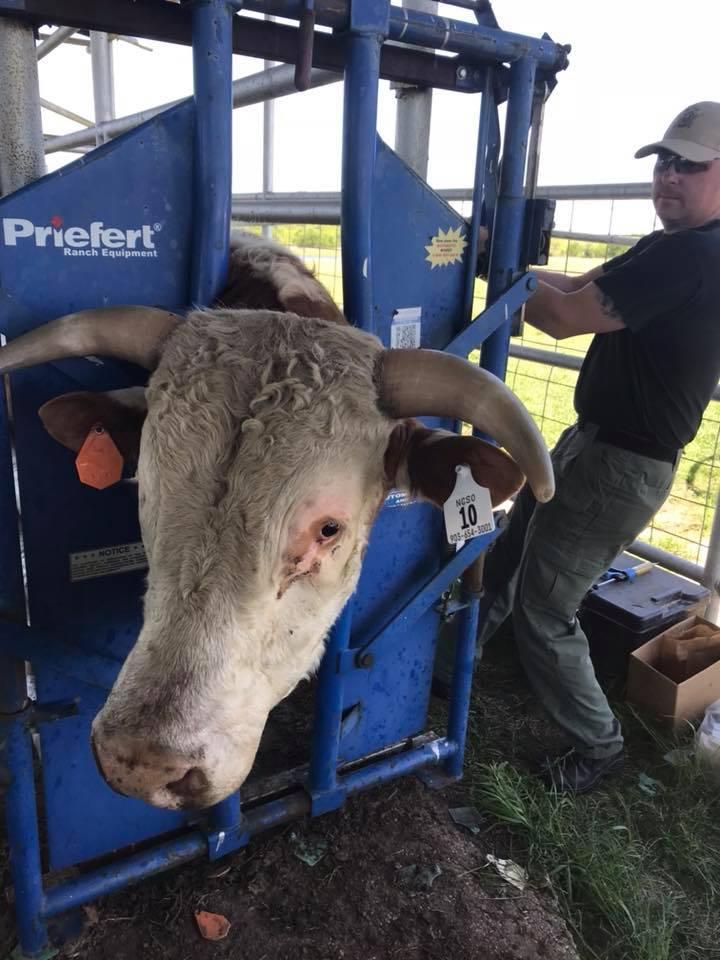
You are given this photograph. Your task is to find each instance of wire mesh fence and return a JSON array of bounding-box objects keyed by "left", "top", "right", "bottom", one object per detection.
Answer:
[{"left": 237, "top": 206, "right": 719, "bottom": 572}]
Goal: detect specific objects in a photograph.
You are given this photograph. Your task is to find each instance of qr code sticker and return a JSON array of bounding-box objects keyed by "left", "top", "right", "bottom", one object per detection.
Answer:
[{"left": 391, "top": 321, "right": 421, "bottom": 349}]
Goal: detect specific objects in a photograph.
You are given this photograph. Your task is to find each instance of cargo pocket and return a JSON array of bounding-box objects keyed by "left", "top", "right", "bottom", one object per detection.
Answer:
[{"left": 518, "top": 548, "right": 603, "bottom": 623}]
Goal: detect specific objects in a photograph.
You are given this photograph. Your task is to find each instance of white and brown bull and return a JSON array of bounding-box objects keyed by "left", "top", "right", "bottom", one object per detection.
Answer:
[{"left": 0, "top": 233, "right": 554, "bottom": 810}]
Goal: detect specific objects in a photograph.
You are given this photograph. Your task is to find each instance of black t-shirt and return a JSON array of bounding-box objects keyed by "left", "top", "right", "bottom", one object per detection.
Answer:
[{"left": 575, "top": 220, "right": 720, "bottom": 449}]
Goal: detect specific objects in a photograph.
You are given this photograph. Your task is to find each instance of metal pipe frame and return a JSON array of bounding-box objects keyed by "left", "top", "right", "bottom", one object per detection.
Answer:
[
  {"left": 233, "top": 182, "right": 652, "bottom": 216},
  {"left": 462, "top": 67, "right": 499, "bottom": 324},
  {"left": 0, "top": 0, "right": 505, "bottom": 96},
  {"left": 340, "top": 5, "right": 386, "bottom": 333},
  {"left": 309, "top": 0, "right": 429, "bottom": 819},
  {"left": 39, "top": 96, "right": 92, "bottom": 128},
  {"left": 89, "top": 31, "right": 115, "bottom": 145},
  {"left": 229, "top": 183, "right": 653, "bottom": 223},
  {"left": 189, "top": 0, "right": 234, "bottom": 307},
  {"left": 35, "top": 24, "right": 76, "bottom": 59},
  {"left": 5, "top": 1, "right": 570, "bottom": 74},
  {"left": 509, "top": 342, "right": 720, "bottom": 405},
  {"left": 38, "top": 732, "right": 456, "bottom": 922},
  {"left": 188, "top": 0, "right": 240, "bottom": 845},
  {"left": 261, "top": 14, "right": 276, "bottom": 241},
  {"left": 480, "top": 55, "right": 537, "bottom": 381},
  {"left": 624, "top": 539, "right": 703, "bottom": 585},
  {"left": 524, "top": 80, "right": 546, "bottom": 199},
  {"left": 393, "top": 0, "right": 436, "bottom": 180},
  {"left": 5, "top": 719, "right": 47, "bottom": 956},
  {"left": 230, "top": 195, "right": 641, "bottom": 249},
  {"left": 701, "top": 494, "right": 720, "bottom": 621},
  {"left": 444, "top": 590, "right": 481, "bottom": 779},
  {"left": 241, "top": 1, "right": 569, "bottom": 73},
  {"left": 44, "top": 63, "right": 341, "bottom": 155}
]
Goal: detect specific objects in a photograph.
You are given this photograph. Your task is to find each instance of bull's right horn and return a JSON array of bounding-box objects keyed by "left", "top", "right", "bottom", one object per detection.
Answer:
[
  {"left": 377, "top": 348, "right": 555, "bottom": 503},
  {"left": 0, "top": 306, "right": 182, "bottom": 375}
]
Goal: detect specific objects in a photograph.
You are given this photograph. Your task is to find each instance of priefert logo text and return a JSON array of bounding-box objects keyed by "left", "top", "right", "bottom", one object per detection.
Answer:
[{"left": 1, "top": 217, "right": 159, "bottom": 259}]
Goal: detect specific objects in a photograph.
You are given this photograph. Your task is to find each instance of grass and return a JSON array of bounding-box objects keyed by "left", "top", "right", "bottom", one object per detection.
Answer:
[
  {"left": 452, "top": 644, "right": 720, "bottom": 960},
  {"left": 472, "top": 763, "right": 677, "bottom": 960}
]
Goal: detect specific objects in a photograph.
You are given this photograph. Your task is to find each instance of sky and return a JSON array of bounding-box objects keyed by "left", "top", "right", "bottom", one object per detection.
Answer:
[{"left": 37, "top": 1, "right": 720, "bottom": 237}]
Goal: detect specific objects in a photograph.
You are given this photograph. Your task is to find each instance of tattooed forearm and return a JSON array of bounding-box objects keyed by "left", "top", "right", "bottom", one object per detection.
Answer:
[
  {"left": 524, "top": 279, "right": 625, "bottom": 339},
  {"left": 595, "top": 286, "right": 621, "bottom": 320}
]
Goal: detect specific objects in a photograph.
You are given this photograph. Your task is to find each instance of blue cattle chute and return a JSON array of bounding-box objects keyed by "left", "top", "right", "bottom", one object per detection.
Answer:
[{"left": 0, "top": 1, "right": 566, "bottom": 955}]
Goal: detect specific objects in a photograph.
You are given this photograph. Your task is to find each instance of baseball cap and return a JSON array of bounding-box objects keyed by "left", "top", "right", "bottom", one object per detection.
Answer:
[{"left": 635, "top": 102, "right": 720, "bottom": 161}]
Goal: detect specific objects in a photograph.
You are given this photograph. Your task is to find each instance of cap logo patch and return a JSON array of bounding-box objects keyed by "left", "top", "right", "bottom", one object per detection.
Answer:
[{"left": 676, "top": 106, "right": 701, "bottom": 128}]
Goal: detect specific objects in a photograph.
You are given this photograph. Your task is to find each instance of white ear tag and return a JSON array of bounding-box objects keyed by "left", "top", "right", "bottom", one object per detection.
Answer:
[{"left": 443, "top": 464, "right": 495, "bottom": 546}]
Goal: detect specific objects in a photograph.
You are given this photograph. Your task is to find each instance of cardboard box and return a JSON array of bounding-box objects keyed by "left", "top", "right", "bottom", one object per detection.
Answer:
[{"left": 626, "top": 615, "right": 720, "bottom": 729}]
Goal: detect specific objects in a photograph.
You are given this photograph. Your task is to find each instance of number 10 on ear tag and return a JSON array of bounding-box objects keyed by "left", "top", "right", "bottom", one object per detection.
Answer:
[{"left": 443, "top": 464, "right": 495, "bottom": 546}]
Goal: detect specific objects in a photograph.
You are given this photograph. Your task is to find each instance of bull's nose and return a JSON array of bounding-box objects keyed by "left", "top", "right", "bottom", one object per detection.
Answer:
[
  {"left": 90, "top": 732, "right": 130, "bottom": 797},
  {"left": 91, "top": 731, "right": 210, "bottom": 810},
  {"left": 165, "top": 766, "right": 210, "bottom": 802}
]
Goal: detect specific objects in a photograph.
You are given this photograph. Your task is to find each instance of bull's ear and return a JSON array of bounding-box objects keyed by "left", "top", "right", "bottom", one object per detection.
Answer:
[
  {"left": 278, "top": 281, "right": 346, "bottom": 326},
  {"left": 38, "top": 387, "right": 148, "bottom": 463},
  {"left": 385, "top": 422, "right": 524, "bottom": 508},
  {"left": 218, "top": 233, "right": 347, "bottom": 324},
  {"left": 263, "top": 249, "right": 346, "bottom": 324}
]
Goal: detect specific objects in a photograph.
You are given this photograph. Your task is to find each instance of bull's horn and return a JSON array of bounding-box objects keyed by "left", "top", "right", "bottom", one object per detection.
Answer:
[
  {"left": 377, "top": 349, "right": 555, "bottom": 503},
  {"left": 0, "top": 306, "right": 182, "bottom": 375}
]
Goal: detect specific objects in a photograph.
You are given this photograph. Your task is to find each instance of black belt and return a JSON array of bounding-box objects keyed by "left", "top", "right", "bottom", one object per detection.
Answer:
[{"left": 577, "top": 419, "right": 678, "bottom": 464}]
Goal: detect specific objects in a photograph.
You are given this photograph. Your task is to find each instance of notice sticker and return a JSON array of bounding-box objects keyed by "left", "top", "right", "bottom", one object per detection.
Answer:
[
  {"left": 70, "top": 541, "right": 148, "bottom": 582},
  {"left": 443, "top": 465, "right": 495, "bottom": 545},
  {"left": 425, "top": 226, "right": 467, "bottom": 269}
]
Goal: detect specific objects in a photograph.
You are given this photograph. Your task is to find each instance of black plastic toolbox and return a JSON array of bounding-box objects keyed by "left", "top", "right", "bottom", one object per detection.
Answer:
[{"left": 579, "top": 553, "right": 710, "bottom": 676}]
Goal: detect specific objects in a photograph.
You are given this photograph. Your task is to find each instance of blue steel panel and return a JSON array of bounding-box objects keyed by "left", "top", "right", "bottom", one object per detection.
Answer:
[
  {"left": 371, "top": 136, "right": 468, "bottom": 348},
  {"left": 340, "top": 32, "right": 383, "bottom": 334},
  {"left": 0, "top": 100, "right": 194, "bottom": 332},
  {"left": 0, "top": 101, "right": 197, "bottom": 869},
  {"left": 342, "top": 137, "right": 469, "bottom": 762},
  {"left": 39, "top": 684, "right": 186, "bottom": 868}
]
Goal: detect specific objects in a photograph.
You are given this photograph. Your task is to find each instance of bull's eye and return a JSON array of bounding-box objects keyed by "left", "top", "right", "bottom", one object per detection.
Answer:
[{"left": 320, "top": 520, "right": 341, "bottom": 540}]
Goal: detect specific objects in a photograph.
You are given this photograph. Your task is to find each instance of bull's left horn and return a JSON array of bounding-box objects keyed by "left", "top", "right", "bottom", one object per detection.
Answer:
[
  {"left": 376, "top": 349, "right": 555, "bottom": 503},
  {"left": 0, "top": 306, "right": 182, "bottom": 375}
]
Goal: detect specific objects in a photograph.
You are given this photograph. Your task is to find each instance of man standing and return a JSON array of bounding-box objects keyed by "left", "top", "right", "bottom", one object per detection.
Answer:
[{"left": 477, "top": 101, "right": 720, "bottom": 792}]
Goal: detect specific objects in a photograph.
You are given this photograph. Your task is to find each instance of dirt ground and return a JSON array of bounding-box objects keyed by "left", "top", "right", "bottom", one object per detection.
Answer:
[{"left": 1, "top": 643, "right": 580, "bottom": 960}]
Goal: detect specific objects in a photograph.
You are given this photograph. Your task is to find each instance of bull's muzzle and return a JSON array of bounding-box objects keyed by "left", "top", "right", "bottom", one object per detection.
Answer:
[{"left": 91, "top": 729, "right": 211, "bottom": 810}]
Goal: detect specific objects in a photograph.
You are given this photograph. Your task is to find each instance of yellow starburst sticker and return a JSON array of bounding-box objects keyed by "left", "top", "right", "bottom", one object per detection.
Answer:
[{"left": 425, "top": 226, "right": 468, "bottom": 269}]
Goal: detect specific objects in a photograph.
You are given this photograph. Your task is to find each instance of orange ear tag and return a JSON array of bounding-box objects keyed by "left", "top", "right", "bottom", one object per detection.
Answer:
[{"left": 75, "top": 423, "right": 124, "bottom": 489}]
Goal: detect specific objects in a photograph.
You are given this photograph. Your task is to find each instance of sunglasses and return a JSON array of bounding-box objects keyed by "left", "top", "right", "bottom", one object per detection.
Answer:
[{"left": 654, "top": 152, "right": 714, "bottom": 176}]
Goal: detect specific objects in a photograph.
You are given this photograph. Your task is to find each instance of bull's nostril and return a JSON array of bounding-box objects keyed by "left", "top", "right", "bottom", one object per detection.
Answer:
[
  {"left": 91, "top": 734, "right": 132, "bottom": 797},
  {"left": 165, "top": 766, "right": 209, "bottom": 801}
]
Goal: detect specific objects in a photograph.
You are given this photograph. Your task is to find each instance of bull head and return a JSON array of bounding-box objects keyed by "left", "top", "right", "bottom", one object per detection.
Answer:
[{"left": 0, "top": 237, "right": 553, "bottom": 810}]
